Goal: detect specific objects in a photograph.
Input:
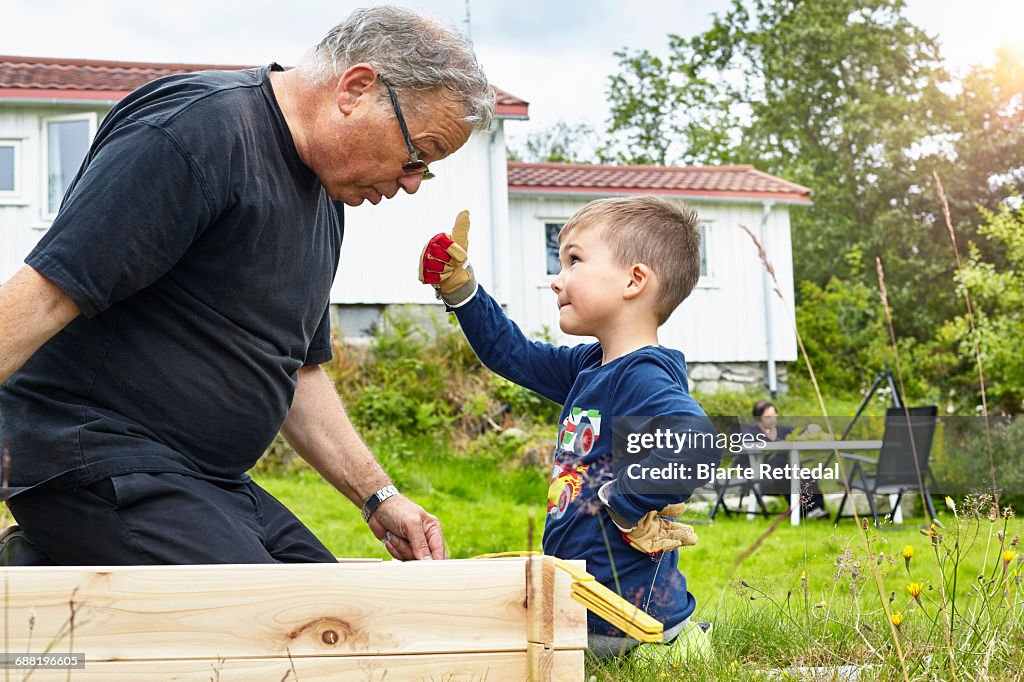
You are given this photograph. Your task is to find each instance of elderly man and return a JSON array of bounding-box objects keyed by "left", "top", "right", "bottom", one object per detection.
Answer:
[{"left": 0, "top": 6, "right": 494, "bottom": 565}]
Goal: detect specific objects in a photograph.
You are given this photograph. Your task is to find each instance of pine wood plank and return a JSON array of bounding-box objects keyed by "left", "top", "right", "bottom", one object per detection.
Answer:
[
  {"left": 0, "top": 558, "right": 586, "bottom": 661},
  {"left": 526, "top": 555, "right": 555, "bottom": 645}
]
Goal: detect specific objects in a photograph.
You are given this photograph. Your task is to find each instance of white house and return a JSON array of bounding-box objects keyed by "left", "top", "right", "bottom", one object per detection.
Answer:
[{"left": 0, "top": 55, "right": 810, "bottom": 393}]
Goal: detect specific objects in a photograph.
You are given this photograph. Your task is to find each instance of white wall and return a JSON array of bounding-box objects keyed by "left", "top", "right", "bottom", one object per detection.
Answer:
[
  {"left": 0, "top": 103, "right": 108, "bottom": 281},
  {"left": 506, "top": 194, "right": 799, "bottom": 363},
  {"left": 331, "top": 123, "right": 510, "bottom": 306},
  {"left": 0, "top": 103, "right": 511, "bottom": 311}
]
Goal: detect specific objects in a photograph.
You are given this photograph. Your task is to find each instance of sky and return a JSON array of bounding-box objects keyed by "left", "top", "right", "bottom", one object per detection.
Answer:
[{"left": 3, "top": 0, "right": 1023, "bottom": 150}]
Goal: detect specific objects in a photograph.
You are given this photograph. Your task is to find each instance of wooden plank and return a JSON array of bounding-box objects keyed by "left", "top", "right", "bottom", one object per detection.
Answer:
[
  {"left": 527, "top": 642, "right": 557, "bottom": 682},
  {"left": 9, "top": 650, "right": 585, "bottom": 681},
  {"left": 526, "top": 555, "right": 555, "bottom": 645},
  {"left": 0, "top": 559, "right": 586, "bottom": 661},
  {"left": 526, "top": 556, "right": 555, "bottom": 682}
]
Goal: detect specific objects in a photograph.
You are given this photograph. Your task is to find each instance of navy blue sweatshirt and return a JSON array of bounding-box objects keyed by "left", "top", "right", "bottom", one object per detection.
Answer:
[{"left": 454, "top": 287, "right": 719, "bottom": 636}]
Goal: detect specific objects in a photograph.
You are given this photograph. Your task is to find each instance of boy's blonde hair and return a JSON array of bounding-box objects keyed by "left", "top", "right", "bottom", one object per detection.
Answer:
[{"left": 558, "top": 195, "right": 701, "bottom": 325}]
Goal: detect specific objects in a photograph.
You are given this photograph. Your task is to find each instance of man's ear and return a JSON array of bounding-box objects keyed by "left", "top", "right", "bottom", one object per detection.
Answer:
[
  {"left": 623, "top": 263, "right": 653, "bottom": 300},
  {"left": 335, "top": 63, "right": 377, "bottom": 115}
]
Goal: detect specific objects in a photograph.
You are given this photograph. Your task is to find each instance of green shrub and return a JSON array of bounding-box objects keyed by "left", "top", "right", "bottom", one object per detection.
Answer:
[
  {"left": 933, "top": 416, "right": 1024, "bottom": 512},
  {"left": 323, "top": 306, "right": 560, "bottom": 439}
]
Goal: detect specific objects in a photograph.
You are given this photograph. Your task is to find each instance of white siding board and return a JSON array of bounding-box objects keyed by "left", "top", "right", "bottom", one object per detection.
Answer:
[
  {"left": 331, "top": 128, "right": 507, "bottom": 305},
  {"left": 0, "top": 104, "right": 109, "bottom": 281},
  {"left": 505, "top": 195, "right": 799, "bottom": 364}
]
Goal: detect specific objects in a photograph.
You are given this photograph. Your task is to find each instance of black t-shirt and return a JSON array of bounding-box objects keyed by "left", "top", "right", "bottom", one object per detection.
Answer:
[{"left": 0, "top": 64, "right": 344, "bottom": 493}]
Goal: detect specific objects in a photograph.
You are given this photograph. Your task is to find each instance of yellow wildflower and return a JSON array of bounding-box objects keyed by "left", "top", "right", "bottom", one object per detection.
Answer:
[
  {"left": 945, "top": 496, "right": 956, "bottom": 512},
  {"left": 891, "top": 611, "right": 903, "bottom": 628},
  {"left": 907, "top": 582, "right": 923, "bottom": 604},
  {"left": 902, "top": 544, "right": 914, "bottom": 571},
  {"left": 1003, "top": 550, "right": 1018, "bottom": 566}
]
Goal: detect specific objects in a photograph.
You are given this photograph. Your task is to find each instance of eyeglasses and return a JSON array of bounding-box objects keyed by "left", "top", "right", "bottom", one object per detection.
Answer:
[{"left": 377, "top": 74, "right": 435, "bottom": 181}]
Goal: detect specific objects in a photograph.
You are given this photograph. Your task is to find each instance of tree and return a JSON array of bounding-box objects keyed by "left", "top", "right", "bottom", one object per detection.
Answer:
[
  {"left": 603, "top": 0, "right": 1024, "bottom": 344},
  {"left": 508, "top": 120, "right": 601, "bottom": 164},
  {"left": 606, "top": 0, "right": 948, "bottom": 284},
  {"left": 937, "top": 197, "right": 1024, "bottom": 413}
]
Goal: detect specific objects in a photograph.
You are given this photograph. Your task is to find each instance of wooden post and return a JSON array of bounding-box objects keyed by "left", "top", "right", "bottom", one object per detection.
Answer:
[{"left": 526, "top": 554, "right": 556, "bottom": 681}]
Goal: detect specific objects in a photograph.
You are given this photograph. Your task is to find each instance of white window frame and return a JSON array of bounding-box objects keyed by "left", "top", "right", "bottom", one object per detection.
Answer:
[
  {"left": 40, "top": 112, "right": 97, "bottom": 221},
  {"left": 542, "top": 220, "right": 569, "bottom": 278},
  {"left": 541, "top": 215, "right": 716, "bottom": 286},
  {"left": 696, "top": 220, "right": 716, "bottom": 287},
  {"left": 0, "top": 138, "right": 22, "bottom": 203}
]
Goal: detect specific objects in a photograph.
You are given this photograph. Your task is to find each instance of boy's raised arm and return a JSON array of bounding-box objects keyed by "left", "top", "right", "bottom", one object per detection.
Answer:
[{"left": 418, "top": 211, "right": 587, "bottom": 403}]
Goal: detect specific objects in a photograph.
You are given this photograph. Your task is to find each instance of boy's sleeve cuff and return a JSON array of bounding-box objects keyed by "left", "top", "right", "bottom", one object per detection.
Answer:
[{"left": 598, "top": 480, "right": 642, "bottom": 529}]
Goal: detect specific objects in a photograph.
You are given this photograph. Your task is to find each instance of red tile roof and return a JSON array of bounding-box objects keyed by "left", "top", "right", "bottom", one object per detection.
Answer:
[
  {"left": 0, "top": 55, "right": 529, "bottom": 118},
  {"left": 508, "top": 161, "right": 812, "bottom": 204}
]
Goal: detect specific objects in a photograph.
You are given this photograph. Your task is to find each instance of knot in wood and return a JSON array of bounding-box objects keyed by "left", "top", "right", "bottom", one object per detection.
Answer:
[{"left": 322, "top": 630, "right": 339, "bottom": 645}]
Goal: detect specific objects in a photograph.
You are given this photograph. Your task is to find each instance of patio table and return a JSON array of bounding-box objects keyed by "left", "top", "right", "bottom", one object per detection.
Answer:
[{"left": 738, "top": 440, "right": 883, "bottom": 526}]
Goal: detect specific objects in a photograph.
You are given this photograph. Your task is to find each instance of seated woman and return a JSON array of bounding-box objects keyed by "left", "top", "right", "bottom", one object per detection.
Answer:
[{"left": 743, "top": 400, "right": 829, "bottom": 520}]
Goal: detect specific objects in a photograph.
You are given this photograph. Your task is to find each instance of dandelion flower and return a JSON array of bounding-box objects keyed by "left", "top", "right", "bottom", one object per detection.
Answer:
[
  {"left": 945, "top": 496, "right": 956, "bottom": 512},
  {"left": 1003, "top": 550, "right": 1018, "bottom": 566},
  {"left": 908, "top": 582, "right": 923, "bottom": 604},
  {"left": 891, "top": 611, "right": 903, "bottom": 628},
  {"left": 902, "top": 544, "right": 914, "bottom": 570}
]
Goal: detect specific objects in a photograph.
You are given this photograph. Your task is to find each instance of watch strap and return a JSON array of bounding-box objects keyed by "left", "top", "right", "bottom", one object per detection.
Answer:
[{"left": 361, "top": 484, "right": 399, "bottom": 522}]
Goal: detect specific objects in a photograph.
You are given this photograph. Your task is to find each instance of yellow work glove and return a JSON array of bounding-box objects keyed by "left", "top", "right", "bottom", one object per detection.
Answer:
[
  {"left": 418, "top": 210, "right": 478, "bottom": 307},
  {"left": 623, "top": 503, "right": 699, "bottom": 555}
]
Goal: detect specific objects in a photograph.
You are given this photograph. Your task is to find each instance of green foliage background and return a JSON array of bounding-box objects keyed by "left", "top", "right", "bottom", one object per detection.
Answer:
[{"left": 515, "top": 0, "right": 1024, "bottom": 412}]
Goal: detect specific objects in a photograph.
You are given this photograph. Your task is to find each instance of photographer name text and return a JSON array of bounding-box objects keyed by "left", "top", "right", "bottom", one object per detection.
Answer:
[{"left": 625, "top": 462, "right": 841, "bottom": 481}]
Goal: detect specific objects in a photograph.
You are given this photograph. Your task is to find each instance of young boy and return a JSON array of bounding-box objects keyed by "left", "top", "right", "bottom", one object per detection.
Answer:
[{"left": 419, "top": 196, "right": 719, "bottom": 658}]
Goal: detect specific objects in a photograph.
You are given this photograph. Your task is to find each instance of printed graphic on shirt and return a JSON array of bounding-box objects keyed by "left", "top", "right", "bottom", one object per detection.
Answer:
[{"left": 546, "top": 407, "right": 601, "bottom": 519}]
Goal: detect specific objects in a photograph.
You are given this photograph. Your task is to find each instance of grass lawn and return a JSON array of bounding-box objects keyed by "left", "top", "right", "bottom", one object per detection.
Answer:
[
  {"left": 4, "top": 423, "right": 1018, "bottom": 680},
  {"left": 257, "top": 456, "right": 1024, "bottom": 681}
]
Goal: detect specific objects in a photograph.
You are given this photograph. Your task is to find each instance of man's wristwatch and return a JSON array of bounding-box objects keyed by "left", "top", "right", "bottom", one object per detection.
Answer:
[{"left": 361, "top": 484, "right": 399, "bottom": 522}]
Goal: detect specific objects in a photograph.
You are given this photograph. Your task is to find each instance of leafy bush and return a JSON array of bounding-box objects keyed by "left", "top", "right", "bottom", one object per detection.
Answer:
[
  {"left": 325, "top": 306, "right": 558, "bottom": 438},
  {"left": 935, "top": 197, "right": 1024, "bottom": 414},
  {"left": 933, "top": 416, "right": 1024, "bottom": 511}
]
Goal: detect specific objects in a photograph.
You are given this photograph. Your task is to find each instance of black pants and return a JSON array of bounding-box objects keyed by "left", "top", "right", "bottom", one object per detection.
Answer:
[{"left": 7, "top": 472, "right": 336, "bottom": 565}]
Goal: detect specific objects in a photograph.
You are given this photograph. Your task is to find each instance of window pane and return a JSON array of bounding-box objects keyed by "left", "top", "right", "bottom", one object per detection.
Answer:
[
  {"left": 700, "top": 224, "right": 708, "bottom": 277},
  {"left": 0, "top": 146, "right": 14, "bottom": 192},
  {"left": 545, "top": 223, "right": 563, "bottom": 275},
  {"left": 47, "top": 119, "right": 90, "bottom": 213}
]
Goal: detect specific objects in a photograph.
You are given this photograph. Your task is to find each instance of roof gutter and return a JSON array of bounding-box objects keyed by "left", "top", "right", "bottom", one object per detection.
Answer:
[
  {"left": 0, "top": 97, "right": 118, "bottom": 106},
  {"left": 508, "top": 188, "right": 812, "bottom": 206}
]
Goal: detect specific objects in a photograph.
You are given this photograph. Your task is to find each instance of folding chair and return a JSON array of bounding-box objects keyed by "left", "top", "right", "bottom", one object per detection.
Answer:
[
  {"left": 709, "top": 451, "right": 775, "bottom": 520},
  {"left": 834, "top": 406, "right": 939, "bottom": 526}
]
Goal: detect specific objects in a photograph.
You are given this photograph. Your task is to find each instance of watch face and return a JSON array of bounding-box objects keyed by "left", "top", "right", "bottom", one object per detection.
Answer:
[{"left": 363, "top": 485, "right": 398, "bottom": 521}]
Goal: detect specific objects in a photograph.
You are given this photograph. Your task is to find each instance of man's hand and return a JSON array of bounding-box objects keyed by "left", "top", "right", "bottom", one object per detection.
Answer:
[
  {"left": 418, "top": 210, "right": 478, "bottom": 307},
  {"left": 367, "top": 494, "right": 446, "bottom": 561},
  {"left": 623, "top": 503, "right": 699, "bottom": 555}
]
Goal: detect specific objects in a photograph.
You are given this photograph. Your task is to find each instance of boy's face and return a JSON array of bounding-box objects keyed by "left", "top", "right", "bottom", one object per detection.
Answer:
[{"left": 550, "top": 223, "right": 632, "bottom": 337}]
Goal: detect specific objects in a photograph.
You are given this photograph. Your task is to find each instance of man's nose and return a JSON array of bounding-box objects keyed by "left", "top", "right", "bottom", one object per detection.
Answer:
[{"left": 398, "top": 172, "right": 424, "bottom": 195}]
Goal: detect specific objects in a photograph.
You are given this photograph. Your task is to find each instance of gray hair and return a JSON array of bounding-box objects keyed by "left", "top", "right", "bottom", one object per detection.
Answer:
[{"left": 302, "top": 5, "right": 495, "bottom": 132}]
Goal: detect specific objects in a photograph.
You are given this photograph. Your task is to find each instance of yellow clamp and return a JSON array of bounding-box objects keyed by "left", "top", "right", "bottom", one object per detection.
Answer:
[{"left": 472, "top": 551, "right": 663, "bottom": 642}]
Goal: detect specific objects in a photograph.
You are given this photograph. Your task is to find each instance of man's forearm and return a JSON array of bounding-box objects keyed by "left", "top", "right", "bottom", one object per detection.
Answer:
[
  {"left": 280, "top": 364, "right": 390, "bottom": 506},
  {"left": 0, "top": 265, "right": 80, "bottom": 384}
]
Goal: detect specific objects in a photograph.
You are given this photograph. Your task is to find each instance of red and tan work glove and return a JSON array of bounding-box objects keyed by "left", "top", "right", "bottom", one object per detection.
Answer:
[
  {"left": 623, "top": 503, "right": 698, "bottom": 555},
  {"left": 419, "top": 210, "right": 478, "bottom": 307},
  {"left": 598, "top": 481, "right": 698, "bottom": 555}
]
